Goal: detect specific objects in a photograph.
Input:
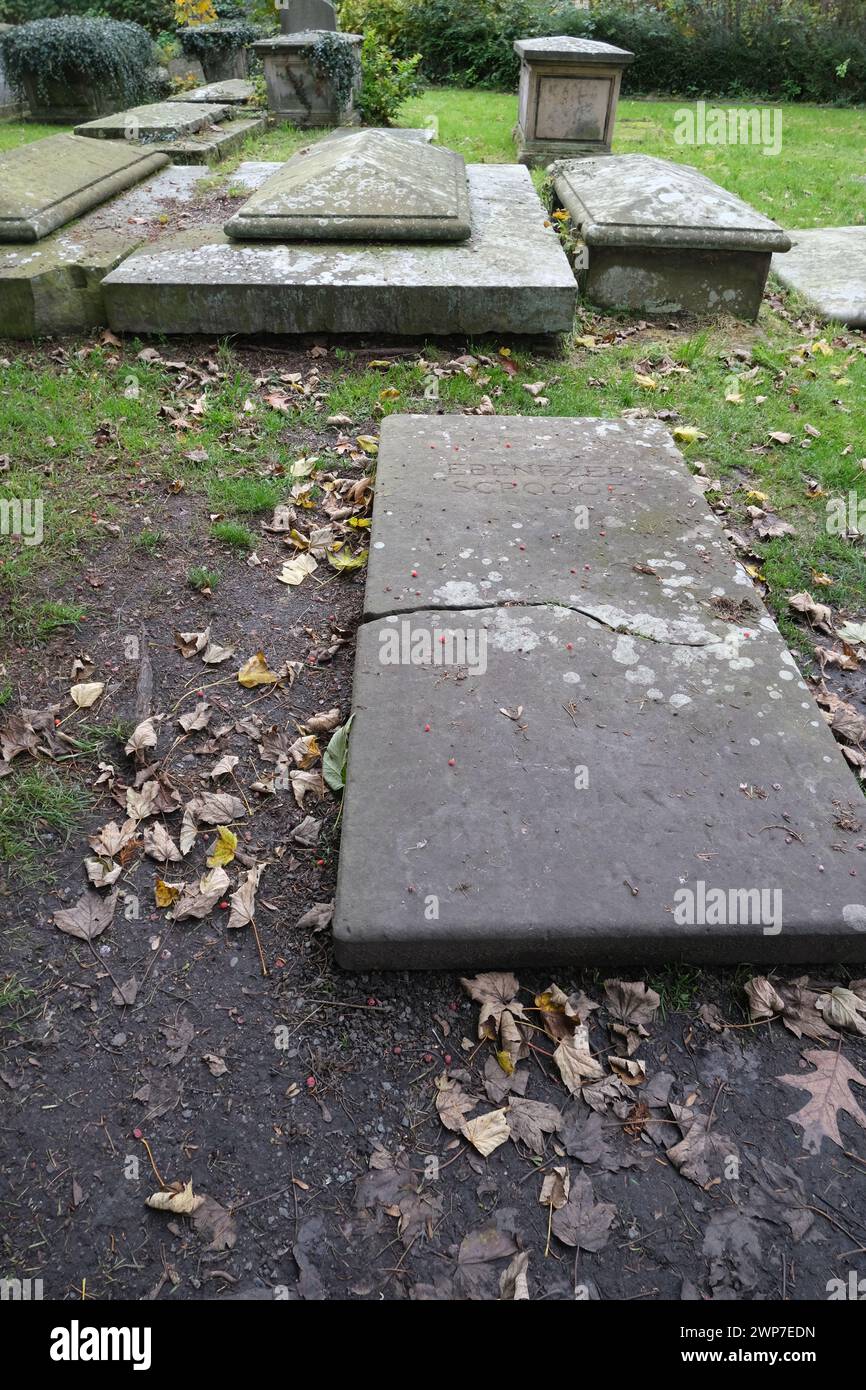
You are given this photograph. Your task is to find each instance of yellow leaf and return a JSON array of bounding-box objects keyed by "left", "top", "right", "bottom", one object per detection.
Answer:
[
  {"left": 278, "top": 554, "right": 318, "bottom": 586},
  {"left": 378, "top": 388, "right": 400, "bottom": 401},
  {"left": 811, "top": 339, "right": 833, "bottom": 356},
  {"left": 155, "top": 878, "right": 182, "bottom": 908},
  {"left": 812, "top": 571, "right": 834, "bottom": 587},
  {"left": 573, "top": 335, "right": 596, "bottom": 349},
  {"left": 355, "top": 435, "right": 379, "bottom": 455},
  {"left": 207, "top": 825, "right": 237, "bottom": 868},
  {"left": 237, "top": 651, "right": 279, "bottom": 687},
  {"left": 633, "top": 372, "right": 657, "bottom": 391},
  {"left": 745, "top": 489, "right": 769, "bottom": 504},
  {"left": 495, "top": 1049, "right": 515, "bottom": 1076},
  {"left": 673, "top": 426, "right": 708, "bottom": 445},
  {"left": 70, "top": 681, "right": 104, "bottom": 708}
]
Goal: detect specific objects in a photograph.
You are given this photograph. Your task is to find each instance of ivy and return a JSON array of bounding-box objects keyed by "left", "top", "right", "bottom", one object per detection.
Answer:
[
  {"left": 0, "top": 17, "right": 156, "bottom": 105},
  {"left": 177, "top": 19, "right": 259, "bottom": 60},
  {"left": 311, "top": 31, "right": 357, "bottom": 112}
]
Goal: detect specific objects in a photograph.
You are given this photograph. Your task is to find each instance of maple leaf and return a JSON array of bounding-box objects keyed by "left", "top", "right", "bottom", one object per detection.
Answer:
[{"left": 778, "top": 1048, "right": 866, "bottom": 1154}]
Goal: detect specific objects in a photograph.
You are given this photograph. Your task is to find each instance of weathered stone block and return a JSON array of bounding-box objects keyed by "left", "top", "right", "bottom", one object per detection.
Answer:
[
  {"left": 154, "top": 115, "right": 267, "bottom": 165},
  {"left": 277, "top": 0, "right": 337, "bottom": 32},
  {"left": 224, "top": 130, "right": 470, "bottom": 242},
  {"left": 334, "top": 415, "right": 866, "bottom": 968},
  {"left": 0, "top": 134, "right": 168, "bottom": 244},
  {"left": 514, "top": 36, "right": 633, "bottom": 168},
  {"left": 252, "top": 32, "right": 361, "bottom": 127},
  {"left": 75, "top": 101, "right": 228, "bottom": 142},
  {"left": 553, "top": 153, "right": 791, "bottom": 319},
  {"left": 104, "top": 164, "right": 577, "bottom": 338},
  {"left": 772, "top": 227, "right": 866, "bottom": 328},
  {"left": 168, "top": 79, "right": 256, "bottom": 104}
]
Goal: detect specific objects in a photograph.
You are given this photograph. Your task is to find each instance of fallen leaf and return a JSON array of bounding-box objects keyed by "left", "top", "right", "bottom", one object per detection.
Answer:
[
  {"left": 70, "top": 681, "right": 104, "bottom": 709},
  {"left": 551, "top": 1174, "right": 615, "bottom": 1252},
  {"left": 462, "top": 1108, "right": 510, "bottom": 1156},
  {"left": 54, "top": 890, "right": 118, "bottom": 942},
  {"left": 779, "top": 1049, "right": 866, "bottom": 1154},
  {"left": 146, "top": 1180, "right": 202, "bottom": 1215},
  {"left": 227, "top": 863, "right": 264, "bottom": 929},
  {"left": 206, "top": 825, "right": 237, "bottom": 868},
  {"left": 237, "top": 652, "right": 280, "bottom": 687}
]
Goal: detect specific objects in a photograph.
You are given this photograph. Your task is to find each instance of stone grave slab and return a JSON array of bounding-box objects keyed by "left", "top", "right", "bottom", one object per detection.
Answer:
[
  {"left": 0, "top": 134, "right": 169, "bottom": 243},
  {"left": 0, "top": 163, "right": 213, "bottom": 337},
  {"left": 103, "top": 164, "right": 577, "bottom": 337},
  {"left": 168, "top": 79, "right": 255, "bottom": 104},
  {"left": 553, "top": 153, "right": 791, "bottom": 320},
  {"left": 365, "top": 414, "right": 755, "bottom": 635},
  {"left": 333, "top": 415, "right": 866, "bottom": 969},
  {"left": 771, "top": 227, "right": 866, "bottom": 328},
  {"left": 75, "top": 101, "right": 228, "bottom": 142},
  {"left": 224, "top": 130, "right": 470, "bottom": 242}
]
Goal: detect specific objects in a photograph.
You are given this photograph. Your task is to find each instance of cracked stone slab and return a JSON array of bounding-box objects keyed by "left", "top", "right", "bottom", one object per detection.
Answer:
[
  {"left": 364, "top": 414, "right": 759, "bottom": 644},
  {"left": 224, "top": 129, "right": 471, "bottom": 242},
  {"left": 0, "top": 134, "right": 168, "bottom": 243},
  {"left": 771, "top": 227, "right": 866, "bottom": 328},
  {"left": 75, "top": 101, "right": 229, "bottom": 142},
  {"left": 103, "top": 164, "right": 577, "bottom": 336},
  {"left": 334, "top": 414, "right": 866, "bottom": 968},
  {"left": 334, "top": 601, "right": 865, "bottom": 968},
  {"left": 553, "top": 154, "right": 790, "bottom": 319}
]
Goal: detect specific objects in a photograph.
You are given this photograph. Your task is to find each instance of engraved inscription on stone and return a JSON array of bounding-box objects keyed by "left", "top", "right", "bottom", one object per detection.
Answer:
[{"left": 536, "top": 77, "right": 611, "bottom": 142}]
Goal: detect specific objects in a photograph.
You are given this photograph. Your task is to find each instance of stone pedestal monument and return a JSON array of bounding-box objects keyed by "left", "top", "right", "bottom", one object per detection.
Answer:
[
  {"left": 254, "top": 30, "right": 362, "bottom": 127},
  {"left": 514, "top": 35, "right": 633, "bottom": 168}
]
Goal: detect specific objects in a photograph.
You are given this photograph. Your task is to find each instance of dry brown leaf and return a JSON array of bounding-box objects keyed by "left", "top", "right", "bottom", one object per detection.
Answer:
[
  {"left": 779, "top": 1049, "right": 866, "bottom": 1154},
  {"left": 54, "top": 890, "right": 118, "bottom": 942},
  {"left": 462, "top": 1108, "right": 510, "bottom": 1156}
]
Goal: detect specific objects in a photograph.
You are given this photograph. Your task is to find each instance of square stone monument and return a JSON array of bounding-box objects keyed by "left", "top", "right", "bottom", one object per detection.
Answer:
[
  {"left": 253, "top": 30, "right": 362, "bottom": 127},
  {"left": 514, "top": 35, "right": 633, "bottom": 168}
]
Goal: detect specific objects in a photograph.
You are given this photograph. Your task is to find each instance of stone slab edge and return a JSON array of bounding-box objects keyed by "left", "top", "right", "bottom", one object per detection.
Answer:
[{"left": 0, "top": 150, "right": 169, "bottom": 245}]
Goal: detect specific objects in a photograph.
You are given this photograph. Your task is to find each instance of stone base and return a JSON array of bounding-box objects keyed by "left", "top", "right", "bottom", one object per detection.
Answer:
[
  {"left": 772, "top": 227, "right": 866, "bottom": 328},
  {"left": 516, "top": 138, "right": 610, "bottom": 169},
  {"left": 333, "top": 414, "right": 866, "bottom": 969},
  {"left": 583, "top": 245, "right": 773, "bottom": 321},
  {"left": 154, "top": 115, "right": 267, "bottom": 165},
  {"left": 103, "top": 164, "right": 577, "bottom": 337},
  {"left": 0, "top": 164, "right": 213, "bottom": 338}
]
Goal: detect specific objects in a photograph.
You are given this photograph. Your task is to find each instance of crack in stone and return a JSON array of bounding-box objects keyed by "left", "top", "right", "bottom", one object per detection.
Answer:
[{"left": 362, "top": 598, "right": 723, "bottom": 648}]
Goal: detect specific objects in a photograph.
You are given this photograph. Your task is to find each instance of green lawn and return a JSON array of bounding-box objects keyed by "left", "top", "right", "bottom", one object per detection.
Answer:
[{"left": 0, "top": 90, "right": 865, "bottom": 659}]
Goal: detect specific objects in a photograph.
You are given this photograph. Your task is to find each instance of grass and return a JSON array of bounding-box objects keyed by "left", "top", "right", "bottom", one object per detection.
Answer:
[
  {"left": 210, "top": 519, "right": 258, "bottom": 550},
  {"left": 188, "top": 565, "right": 220, "bottom": 592},
  {"left": 0, "top": 91, "right": 864, "bottom": 650},
  {"left": 0, "top": 767, "right": 90, "bottom": 884}
]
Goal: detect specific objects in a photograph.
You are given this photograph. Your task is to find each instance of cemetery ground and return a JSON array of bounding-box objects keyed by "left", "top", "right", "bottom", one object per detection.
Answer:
[{"left": 1, "top": 94, "right": 866, "bottom": 1303}]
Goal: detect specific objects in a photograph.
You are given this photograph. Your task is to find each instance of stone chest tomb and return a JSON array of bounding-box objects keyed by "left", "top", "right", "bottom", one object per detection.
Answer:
[
  {"left": 552, "top": 153, "right": 791, "bottom": 320},
  {"left": 514, "top": 36, "right": 634, "bottom": 167}
]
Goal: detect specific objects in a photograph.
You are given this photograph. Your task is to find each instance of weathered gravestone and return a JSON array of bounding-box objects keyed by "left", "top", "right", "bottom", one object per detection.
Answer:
[
  {"left": 277, "top": 0, "right": 337, "bottom": 32},
  {"left": 167, "top": 79, "right": 255, "bottom": 105},
  {"left": 104, "top": 163, "right": 576, "bottom": 337},
  {"left": 253, "top": 31, "right": 362, "bottom": 126},
  {"left": 0, "top": 133, "right": 168, "bottom": 243},
  {"left": 771, "top": 227, "right": 866, "bottom": 328},
  {"left": 552, "top": 153, "right": 791, "bottom": 320},
  {"left": 75, "top": 101, "right": 229, "bottom": 142},
  {"left": 224, "top": 130, "right": 471, "bottom": 241},
  {"left": 333, "top": 414, "right": 866, "bottom": 968}
]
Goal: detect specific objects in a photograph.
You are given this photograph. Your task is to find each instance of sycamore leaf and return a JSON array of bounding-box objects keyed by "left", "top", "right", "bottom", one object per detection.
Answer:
[
  {"left": 818, "top": 987, "right": 866, "bottom": 1035},
  {"left": 507, "top": 1097, "right": 561, "bottom": 1154},
  {"left": 227, "top": 863, "right": 263, "bottom": 929},
  {"left": 70, "top": 681, "right": 104, "bottom": 709},
  {"left": 461, "top": 1108, "right": 510, "bottom": 1156},
  {"left": 278, "top": 554, "right": 317, "bottom": 586},
  {"left": 155, "top": 878, "right": 183, "bottom": 908},
  {"left": 171, "top": 866, "right": 230, "bottom": 922},
  {"left": 553, "top": 1027, "right": 604, "bottom": 1094},
  {"left": 180, "top": 793, "right": 245, "bottom": 854},
  {"left": 539, "top": 1166, "right": 570, "bottom": 1211},
  {"left": 54, "top": 890, "right": 118, "bottom": 942},
  {"left": 237, "top": 652, "right": 279, "bottom": 687},
  {"left": 435, "top": 1073, "right": 479, "bottom": 1132},
  {"left": 208, "top": 753, "right": 239, "bottom": 780},
  {"left": 461, "top": 971, "right": 525, "bottom": 1037},
  {"left": 143, "top": 822, "right": 182, "bottom": 863},
  {"left": 304, "top": 708, "right": 341, "bottom": 735},
  {"left": 174, "top": 627, "right": 210, "bottom": 658},
  {"left": 326, "top": 547, "right": 368, "bottom": 573},
  {"left": 202, "top": 642, "right": 235, "bottom": 665},
  {"left": 145, "top": 1180, "right": 203, "bottom": 1215},
  {"left": 178, "top": 701, "right": 211, "bottom": 733},
  {"left": 551, "top": 1174, "right": 615, "bottom": 1252},
  {"left": 125, "top": 717, "right": 159, "bottom": 757},
  {"left": 206, "top": 825, "right": 237, "bottom": 868},
  {"left": 84, "top": 856, "right": 122, "bottom": 888},
  {"left": 88, "top": 819, "right": 136, "bottom": 858},
  {"left": 673, "top": 426, "right": 707, "bottom": 445},
  {"left": 778, "top": 1048, "right": 866, "bottom": 1154}
]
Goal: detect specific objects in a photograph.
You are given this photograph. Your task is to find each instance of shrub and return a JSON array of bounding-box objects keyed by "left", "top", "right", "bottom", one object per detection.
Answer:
[
  {"left": 0, "top": 17, "right": 157, "bottom": 106},
  {"left": 311, "top": 31, "right": 358, "bottom": 111},
  {"left": 0, "top": 1, "right": 175, "bottom": 34},
  {"left": 177, "top": 18, "right": 259, "bottom": 59},
  {"left": 358, "top": 28, "right": 421, "bottom": 125}
]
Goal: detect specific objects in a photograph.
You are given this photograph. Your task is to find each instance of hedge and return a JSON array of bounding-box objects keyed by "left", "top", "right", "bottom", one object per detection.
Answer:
[
  {"left": 0, "top": 16, "right": 157, "bottom": 106},
  {"left": 337, "top": 0, "right": 866, "bottom": 103}
]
